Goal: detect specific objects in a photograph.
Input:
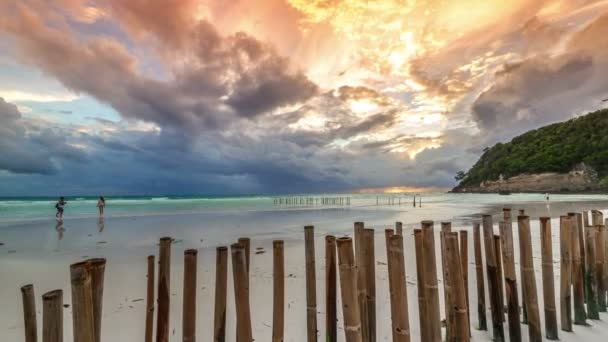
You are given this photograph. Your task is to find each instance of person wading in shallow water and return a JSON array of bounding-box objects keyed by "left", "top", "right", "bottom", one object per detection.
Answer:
[
  {"left": 97, "top": 196, "right": 106, "bottom": 217},
  {"left": 55, "top": 197, "right": 67, "bottom": 219}
]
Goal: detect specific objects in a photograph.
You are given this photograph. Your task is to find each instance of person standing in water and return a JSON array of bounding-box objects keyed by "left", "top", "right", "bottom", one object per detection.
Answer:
[
  {"left": 97, "top": 196, "right": 106, "bottom": 217},
  {"left": 55, "top": 197, "right": 67, "bottom": 219}
]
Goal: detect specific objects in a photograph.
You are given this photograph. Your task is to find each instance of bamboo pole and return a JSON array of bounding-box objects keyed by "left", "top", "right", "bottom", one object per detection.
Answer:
[
  {"left": 482, "top": 215, "right": 505, "bottom": 342},
  {"left": 21, "top": 284, "right": 37, "bottom": 342},
  {"left": 539, "top": 217, "right": 558, "bottom": 338},
  {"left": 596, "top": 224, "right": 606, "bottom": 312},
  {"left": 459, "top": 230, "right": 471, "bottom": 337},
  {"left": 585, "top": 226, "right": 600, "bottom": 319},
  {"left": 518, "top": 216, "right": 542, "bottom": 342},
  {"left": 337, "top": 237, "right": 363, "bottom": 342},
  {"left": 87, "top": 258, "right": 105, "bottom": 342},
  {"left": 183, "top": 249, "right": 198, "bottom": 342},
  {"left": 445, "top": 232, "right": 470, "bottom": 342},
  {"left": 42, "top": 290, "right": 62, "bottom": 342},
  {"left": 605, "top": 219, "right": 608, "bottom": 312},
  {"left": 387, "top": 234, "right": 411, "bottom": 342},
  {"left": 583, "top": 211, "right": 590, "bottom": 227},
  {"left": 273, "top": 240, "right": 285, "bottom": 342},
  {"left": 354, "top": 222, "right": 368, "bottom": 342},
  {"left": 413, "top": 229, "right": 428, "bottom": 342},
  {"left": 421, "top": 220, "right": 442, "bottom": 342},
  {"left": 498, "top": 221, "right": 521, "bottom": 342},
  {"left": 326, "top": 236, "right": 337, "bottom": 342},
  {"left": 231, "top": 243, "right": 253, "bottom": 342},
  {"left": 440, "top": 222, "right": 454, "bottom": 342},
  {"left": 473, "top": 223, "right": 487, "bottom": 331},
  {"left": 156, "top": 237, "right": 172, "bottom": 342},
  {"left": 568, "top": 213, "right": 587, "bottom": 325},
  {"left": 213, "top": 247, "right": 228, "bottom": 342},
  {"left": 395, "top": 222, "right": 403, "bottom": 236},
  {"left": 592, "top": 210, "right": 603, "bottom": 226},
  {"left": 304, "top": 225, "right": 318, "bottom": 342},
  {"left": 363, "top": 228, "right": 376, "bottom": 341},
  {"left": 145, "top": 256, "right": 155, "bottom": 342},
  {"left": 70, "top": 261, "right": 95, "bottom": 342},
  {"left": 238, "top": 238, "right": 251, "bottom": 273},
  {"left": 493, "top": 235, "right": 505, "bottom": 322}
]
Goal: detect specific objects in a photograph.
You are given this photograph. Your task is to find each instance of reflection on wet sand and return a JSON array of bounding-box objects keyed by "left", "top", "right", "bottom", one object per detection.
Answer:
[
  {"left": 55, "top": 219, "right": 65, "bottom": 240},
  {"left": 98, "top": 217, "right": 105, "bottom": 233}
]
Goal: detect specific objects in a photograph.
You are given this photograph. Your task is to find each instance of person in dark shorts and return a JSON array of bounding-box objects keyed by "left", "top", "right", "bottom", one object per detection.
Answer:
[{"left": 55, "top": 197, "right": 67, "bottom": 219}]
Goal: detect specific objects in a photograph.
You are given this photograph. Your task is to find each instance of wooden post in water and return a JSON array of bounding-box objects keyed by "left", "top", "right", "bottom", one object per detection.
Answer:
[
  {"left": 421, "top": 220, "right": 442, "bottom": 342},
  {"left": 21, "top": 284, "right": 37, "bottom": 342},
  {"left": 585, "top": 226, "right": 600, "bottom": 319},
  {"left": 157, "top": 237, "right": 172, "bottom": 342},
  {"left": 596, "top": 224, "right": 607, "bottom": 312},
  {"left": 363, "top": 228, "right": 376, "bottom": 341},
  {"left": 493, "top": 235, "right": 505, "bottom": 322},
  {"left": 183, "top": 249, "right": 198, "bottom": 342},
  {"left": 326, "top": 236, "right": 337, "bottom": 342},
  {"left": 413, "top": 229, "right": 428, "bottom": 342},
  {"left": 231, "top": 243, "right": 253, "bottom": 342},
  {"left": 145, "top": 256, "right": 155, "bottom": 342},
  {"left": 304, "top": 225, "right": 318, "bottom": 342},
  {"left": 42, "top": 290, "right": 63, "bottom": 342},
  {"left": 445, "top": 232, "right": 470, "bottom": 342},
  {"left": 482, "top": 215, "right": 505, "bottom": 342},
  {"left": 498, "top": 221, "right": 521, "bottom": 342},
  {"left": 70, "top": 261, "right": 95, "bottom": 342},
  {"left": 440, "top": 222, "right": 455, "bottom": 342},
  {"left": 214, "top": 247, "right": 228, "bottom": 342},
  {"left": 539, "top": 217, "right": 558, "bottom": 338},
  {"left": 568, "top": 213, "right": 587, "bottom": 325},
  {"left": 273, "top": 240, "right": 285, "bottom": 342},
  {"left": 354, "top": 222, "right": 369, "bottom": 342},
  {"left": 459, "top": 230, "right": 471, "bottom": 336},
  {"left": 518, "top": 216, "right": 542, "bottom": 342},
  {"left": 395, "top": 222, "right": 403, "bottom": 236},
  {"left": 387, "top": 233, "right": 411, "bottom": 342},
  {"left": 473, "top": 222, "right": 487, "bottom": 331},
  {"left": 337, "top": 237, "right": 363, "bottom": 342}
]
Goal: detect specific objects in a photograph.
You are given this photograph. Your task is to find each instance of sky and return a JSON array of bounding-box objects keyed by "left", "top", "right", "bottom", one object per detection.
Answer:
[{"left": 1, "top": 0, "right": 608, "bottom": 196}]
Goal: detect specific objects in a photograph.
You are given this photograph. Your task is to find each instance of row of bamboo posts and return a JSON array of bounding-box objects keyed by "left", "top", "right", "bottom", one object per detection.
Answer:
[
  {"left": 375, "top": 196, "right": 422, "bottom": 207},
  {"left": 273, "top": 196, "right": 351, "bottom": 206},
  {"left": 19, "top": 209, "right": 608, "bottom": 341}
]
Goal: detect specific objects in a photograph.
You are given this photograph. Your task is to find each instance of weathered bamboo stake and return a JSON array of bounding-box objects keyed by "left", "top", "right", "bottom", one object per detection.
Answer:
[
  {"left": 512, "top": 214, "right": 528, "bottom": 325},
  {"left": 273, "top": 240, "right": 285, "bottom": 342},
  {"left": 445, "top": 232, "right": 470, "bottom": 342},
  {"left": 354, "top": 222, "right": 369, "bottom": 342},
  {"left": 605, "top": 219, "right": 608, "bottom": 311},
  {"left": 238, "top": 237, "right": 251, "bottom": 273},
  {"left": 183, "top": 249, "right": 198, "bottom": 342},
  {"left": 473, "top": 222, "right": 487, "bottom": 331},
  {"left": 337, "top": 237, "right": 363, "bottom": 342},
  {"left": 304, "top": 225, "right": 318, "bottom": 342},
  {"left": 70, "top": 261, "right": 95, "bottom": 342},
  {"left": 413, "top": 229, "right": 428, "bottom": 342},
  {"left": 395, "top": 221, "right": 403, "bottom": 236},
  {"left": 498, "top": 221, "right": 521, "bottom": 342},
  {"left": 459, "top": 230, "right": 471, "bottom": 337},
  {"left": 493, "top": 235, "right": 505, "bottom": 322},
  {"left": 518, "top": 216, "right": 542, "bottom": 342},
  {"left": 156, "top": 237, "right": 172, "bottom": 342},
  {"left": 482, "top": 215, "right": 505, "bottom": 342},
  {"left": 363, "top": 228, "right": 376, "bottom": 341},
  {"left": 213, "top": 247, "right": 228, "bottom": 342},
  {"left": 596, "top": 224, "right": 607, "bottom": 312},
  {"left": 21, "top": 284, "right": 37, "bottom": 342},
  {"left": 387, "top": 234, "right": 411, "bottom": 342},
  {"left": 568, "top": 213, "right": 587, "bottom": 325},
  {"left": 585, "top": 226, "right": 600, "bottom": 319},
  {"left": 540, "top": 217, "right": 558, "bottom": 338},
  {"left": 326, "top": 236, "right": 338, "bottom": 342},
  {"left": 583, "top": 211, "right": 590, "bottom": 227},
  {"left": 592, "top": 210, "right": 603, "bottom": 226},
  {"left": 421, "top": 220, "right": 442, "bottom": 342},
  {"left": 145, "top": 256, "right": 155, "bottom": 342},
  {"left": 440, "top": 222, "right": 454, "bottom": 342},
  {"left": 87, "top": 258, "right": 106, "bottom": 342},
  {"left": 42, "top": 290, "right": 63, "bottom": 342},
  {"left": 231, "top": 243, "right": 253, "bottom": 341}
]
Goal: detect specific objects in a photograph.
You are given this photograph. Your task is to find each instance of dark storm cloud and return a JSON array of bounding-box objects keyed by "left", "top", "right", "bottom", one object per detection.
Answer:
[{"left": 471, "top": 14, "right": 608, "bottom": 144}]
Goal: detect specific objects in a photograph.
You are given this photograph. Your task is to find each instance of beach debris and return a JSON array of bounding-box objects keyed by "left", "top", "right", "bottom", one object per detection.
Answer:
[
  {"left": 172, "top": 239, "right": 183, "bottom": 244},
  {"left": 63, "top": 304, "right": 70, "bottom": 308},
  {"left": 131, "top": 299, "right": 143, "bottom": 302},
  {"left": 255, "top": 250, "right": 265, "bottom": 255},
  {"left": 377, "top": 261, "right": 387, "bottom": 266},
  {"left": 0, "top": 242, "right": 4, "bottom": 246},
  {"left": 97, "top": 241, "right": 107, "bottom": 244},
  {"left": 8, "top": 250, "right": 16, "bottom": 253}
]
